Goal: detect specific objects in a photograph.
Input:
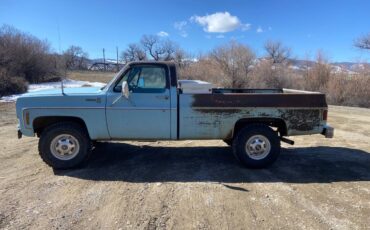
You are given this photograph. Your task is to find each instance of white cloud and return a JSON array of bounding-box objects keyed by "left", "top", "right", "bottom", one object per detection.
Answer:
[
  {"left": 216, "top": 34, "right": 225, "bottom": 39},
  {"left": 191, "top": 12, "right": 241, "bottom": 33},
  {"left": 241, "top": 23, "right": 251, "bottom": 31},
  {"left": 157, "top": 31, "right": 169, "bottom": 37},
  {"left": 174, "top": 21, "right": 187, "bottom": 30},
  {"left": 256, "top": 26, "right": 263, "bottom": 33},
  {"left": 174, "top": 21, "right": 188, "bottom": 37}
]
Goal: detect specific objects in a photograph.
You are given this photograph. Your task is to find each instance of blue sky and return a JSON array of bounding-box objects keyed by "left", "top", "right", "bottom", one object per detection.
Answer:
[{"left": 1, "top": 0, "right": 369, "bottom": 62}]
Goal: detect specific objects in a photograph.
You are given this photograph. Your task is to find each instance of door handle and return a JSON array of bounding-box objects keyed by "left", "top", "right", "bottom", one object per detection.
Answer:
[{"left": 156, "top": 95, "right": 169, "bottom": 100}]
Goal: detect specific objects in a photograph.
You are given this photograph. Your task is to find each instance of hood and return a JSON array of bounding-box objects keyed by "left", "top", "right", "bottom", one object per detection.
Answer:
[{"left": 22, "top": 87, "right": 103, "bottom": 97}]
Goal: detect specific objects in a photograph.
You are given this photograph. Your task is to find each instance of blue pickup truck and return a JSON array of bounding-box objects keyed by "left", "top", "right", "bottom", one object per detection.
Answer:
[{"left": 16, "top": 61, "right": 334, "bottom": 169}]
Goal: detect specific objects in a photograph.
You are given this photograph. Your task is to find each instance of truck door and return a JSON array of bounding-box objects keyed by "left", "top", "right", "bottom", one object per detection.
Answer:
[{"left": 106, "top": 64, "right": 172, "bottom": 139}]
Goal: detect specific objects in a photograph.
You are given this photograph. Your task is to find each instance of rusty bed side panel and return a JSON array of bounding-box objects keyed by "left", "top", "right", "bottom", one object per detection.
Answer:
[
  {"left": 178, "top": 94, "right": 326, "bottom": 140},
  {"left": 191, "top": 93, "right": 327, "bottom": 108}
]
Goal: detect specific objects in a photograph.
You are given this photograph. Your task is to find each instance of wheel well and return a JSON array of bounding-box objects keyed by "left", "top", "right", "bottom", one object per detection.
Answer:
[
  {"left": 233, "top": 118, "right": 287, "bottom": 138},
  {"left": 33, "top": 116, "right": 88, "bottom": 137}
]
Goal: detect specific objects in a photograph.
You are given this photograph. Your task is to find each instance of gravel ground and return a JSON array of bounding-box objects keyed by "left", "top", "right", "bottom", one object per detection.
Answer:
[{"left": 0, "top": 103, "right": 369, "bottom": 229}]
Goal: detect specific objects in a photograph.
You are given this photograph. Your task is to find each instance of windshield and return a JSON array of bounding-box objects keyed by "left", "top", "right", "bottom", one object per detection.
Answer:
[{"left": 100, "top": 66, "right": 126, "bottom": 90}]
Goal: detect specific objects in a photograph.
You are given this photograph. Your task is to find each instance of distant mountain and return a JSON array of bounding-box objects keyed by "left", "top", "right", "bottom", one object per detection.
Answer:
[
  {"left": 87, "top": 57, "right": 368, "bottom": 74},
  {"left": 289, "top": 59, "right": 369, "bottom": 74},
  {"left": 89, "top": 58, "right": 125, "bottom": 64}
]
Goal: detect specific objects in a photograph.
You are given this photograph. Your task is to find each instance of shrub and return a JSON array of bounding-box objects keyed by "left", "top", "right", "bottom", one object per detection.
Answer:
[
  {"left": 327, "top": 73, "right": 370, "bottom": 107},
  {"left": 0, "top": 25, "right": 61, "bottom": 96},
  {"left": 0, "top": 68, "right": 28, "bottom": 96},
  {"left": 249, "top": 60, "right": 300, "bottom": 89}
]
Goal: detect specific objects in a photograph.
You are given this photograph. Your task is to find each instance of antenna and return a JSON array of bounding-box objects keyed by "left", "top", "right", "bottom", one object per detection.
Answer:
[
  {"left": 116, "top": 46, "right": 119, "bottom": 72},
  {"left": 57, "top": 19, "right": 66, "bottom": 95},
  {"left": 61, "top": 67, "right": 66, "bottom": 95}
]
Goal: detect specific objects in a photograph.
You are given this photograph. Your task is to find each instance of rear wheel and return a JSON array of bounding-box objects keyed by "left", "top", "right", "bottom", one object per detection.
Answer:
[
  {"left": 38, "top": 122, "right": 91, "bottom": 169},
  {"left": 232, "top": 124, "right": 280, "bottom": 168}
]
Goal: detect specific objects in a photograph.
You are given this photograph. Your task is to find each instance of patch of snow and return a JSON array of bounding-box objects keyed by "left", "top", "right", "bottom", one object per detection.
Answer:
[
  {"left": 289, "top": 65, "right": 301, "bottom": 70},
  {"left": 0, "top": 79, "right": 105, "bottom": 103},
  {"left": 0, "top": 95, "right": 20, "bottom": 103}
]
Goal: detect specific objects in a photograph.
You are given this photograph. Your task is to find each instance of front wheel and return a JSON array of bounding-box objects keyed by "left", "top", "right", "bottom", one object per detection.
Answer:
[
  {"left": 38, "top": 122, "right": 91, "bottom": 169},
  {"left": 232, "top": 124, "right": 280, "bottom": 168}
]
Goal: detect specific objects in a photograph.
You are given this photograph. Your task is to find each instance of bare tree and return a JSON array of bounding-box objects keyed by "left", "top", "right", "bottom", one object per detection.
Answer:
[
  {"left": 121, "top": 43, "right": 146, "bottom": 63},
  {"left": 63, "top": 46, "right": 89, "bottom": 70},
  {"left": 354, "top": 34, "right": 370, "bottom": 50},
  {"left": 210, "top": 41, "right": 255, "bottom": 88},
  {"left": 140, "top": 35, "right": 177, "bottom": 61},
  {"left": 303, "top": 51, "right": 331, "bottom": 91},
  {"left": 0, "top": 25, "right": 61, "bottom": 90},
  {"left": 264, "top": 40, "right": 291, "bottom": 64},
  {"left": 173, "top": 47, "right": 191, "bottom": 68},
  {"left": 161, "top": 40, "right": 176, "bottom": 61},
  {"left": 177, "top": 57, "right": 225, "bottom": 87}
]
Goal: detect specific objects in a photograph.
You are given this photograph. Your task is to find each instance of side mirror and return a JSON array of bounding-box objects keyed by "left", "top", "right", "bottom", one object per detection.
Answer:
[{"left": 121, "top": 81, "right": 129, "bottom": 99}]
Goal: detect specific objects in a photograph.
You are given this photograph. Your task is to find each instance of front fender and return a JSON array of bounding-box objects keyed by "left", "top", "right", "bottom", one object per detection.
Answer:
[{"left": 19, "top": 107, "right": 110, "bottom": 140}]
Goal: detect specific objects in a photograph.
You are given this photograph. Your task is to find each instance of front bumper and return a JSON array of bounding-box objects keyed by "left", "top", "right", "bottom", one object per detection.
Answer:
[{"left": 322, "top": 124, "right": 334, "bottom": 138}]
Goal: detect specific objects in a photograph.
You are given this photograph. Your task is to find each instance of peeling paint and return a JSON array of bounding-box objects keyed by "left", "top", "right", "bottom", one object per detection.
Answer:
[{"left": 280, "top": 109, "right": 320, "bottom": 131}]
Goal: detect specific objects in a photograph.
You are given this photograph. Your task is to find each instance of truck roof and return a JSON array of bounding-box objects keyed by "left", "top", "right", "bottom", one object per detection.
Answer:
[{"left": 126, "top": 61, "right": 177, "bottom": 66}]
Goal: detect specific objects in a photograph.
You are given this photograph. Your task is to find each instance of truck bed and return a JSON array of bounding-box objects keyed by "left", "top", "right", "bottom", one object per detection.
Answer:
[
  {"left": 178, "top": 88, "right": 327, "bottom": 140},
  {"left": 192, "top": 88, "right": 327, "bottom": 107}
]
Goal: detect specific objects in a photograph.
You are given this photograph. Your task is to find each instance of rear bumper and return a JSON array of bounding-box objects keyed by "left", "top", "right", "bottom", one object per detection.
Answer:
[{"left": 322, "top": 124, "right": 334, "bottom": 138}]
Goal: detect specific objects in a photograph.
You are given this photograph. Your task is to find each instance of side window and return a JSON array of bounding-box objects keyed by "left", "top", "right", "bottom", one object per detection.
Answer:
[
  {"left": 134, "top": 66, "right": 166, "bottom": 90},
  {"left": 114, "top": 66, "right": 167, "bottom": 93}
]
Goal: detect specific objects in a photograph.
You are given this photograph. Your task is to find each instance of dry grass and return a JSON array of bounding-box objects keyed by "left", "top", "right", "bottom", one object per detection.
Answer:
[{"left": 67, "top": 70, "right": 116, "bottom": 83}]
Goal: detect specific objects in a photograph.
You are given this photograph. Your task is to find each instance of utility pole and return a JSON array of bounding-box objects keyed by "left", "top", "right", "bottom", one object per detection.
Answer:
[
  {"left": 116, "top": 46, "right": 119, "bottom": 72},
  {"left": 103, "top": 48, "right": 106, "bottom": 71}
]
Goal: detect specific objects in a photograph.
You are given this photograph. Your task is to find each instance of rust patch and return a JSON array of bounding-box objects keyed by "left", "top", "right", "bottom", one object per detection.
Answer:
[
  {"left": 193, "top": 108, "right": 241, "bottom": 115},
  {"left": 258, "top": 112, "right": 270, "bottom": 117},
  {"left": 192, "top": 94, "right": 327, "bottom": 108},
  {"left": 280, "top": 109, "right": 320, "bottom": 131}
]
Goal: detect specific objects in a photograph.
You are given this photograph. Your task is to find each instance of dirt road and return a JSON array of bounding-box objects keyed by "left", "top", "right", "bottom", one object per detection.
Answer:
[{"left": 0, "top": 103, "right": 369, "bottom": 229}]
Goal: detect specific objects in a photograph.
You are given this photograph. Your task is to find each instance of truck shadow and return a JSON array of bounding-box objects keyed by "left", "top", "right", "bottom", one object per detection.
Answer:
[{"left": 54, "top": 142, "right": 370, "bottom": 184}]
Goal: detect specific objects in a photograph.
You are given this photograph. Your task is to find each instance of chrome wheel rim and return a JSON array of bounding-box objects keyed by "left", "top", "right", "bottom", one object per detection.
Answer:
[
  {"left": 245, "top": 135, "right": 271, "bottom": 160},
  {"left": 50, "top": 134, "right": 80, "bottom": 160}
]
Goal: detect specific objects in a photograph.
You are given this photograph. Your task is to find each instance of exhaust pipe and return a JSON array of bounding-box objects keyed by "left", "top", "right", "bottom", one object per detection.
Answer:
[{"left": 280, "top": 136, "right": 294, "bottom": 145}]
